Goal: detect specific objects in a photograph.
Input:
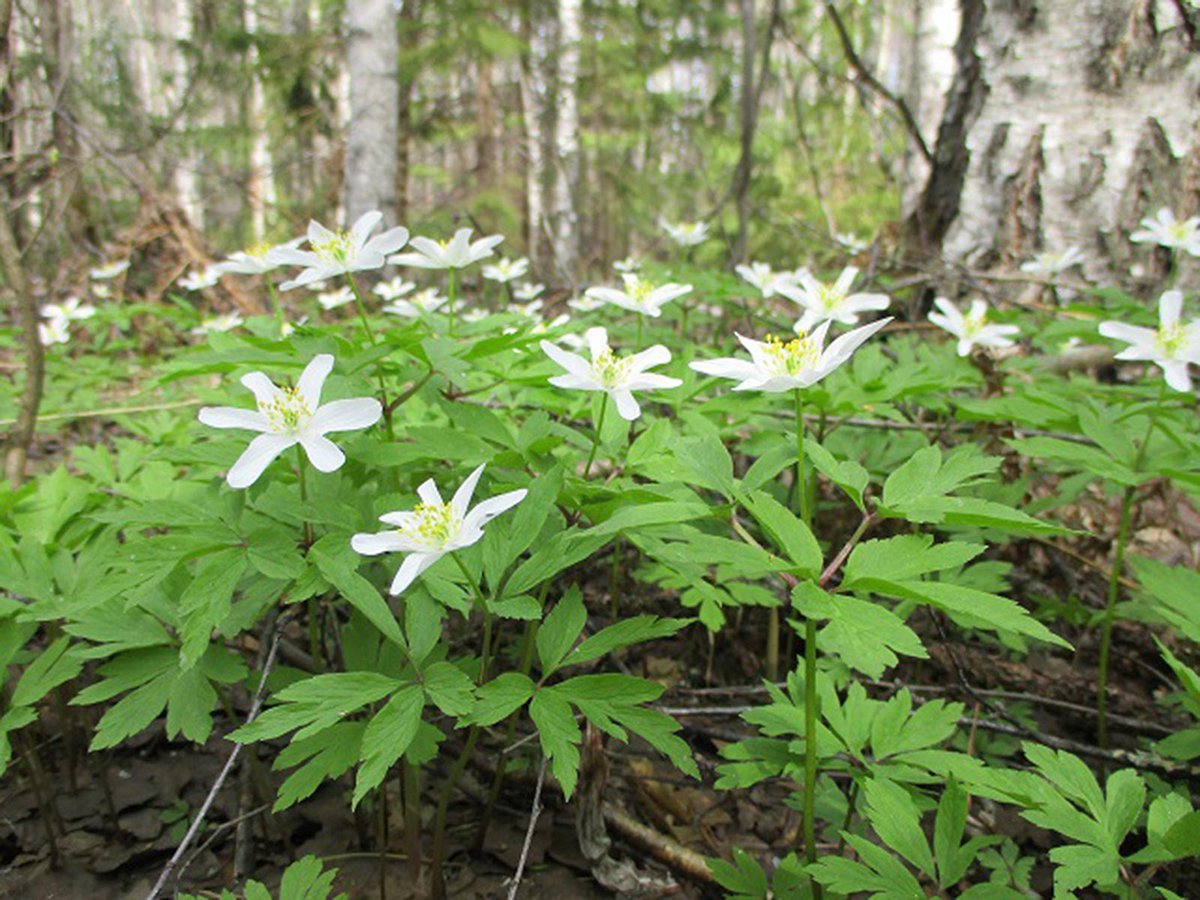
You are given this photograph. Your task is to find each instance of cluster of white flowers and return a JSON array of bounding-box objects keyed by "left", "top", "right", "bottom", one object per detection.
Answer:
[
  {"left": 39, "top": 296, "right": 96, "bottom": 347},
  {"left": 1100, "top": 291, "right": 1200, "bottom": 392},
  {"left": 1131, "top": 208, "right": 1200, "bottom": 257}
]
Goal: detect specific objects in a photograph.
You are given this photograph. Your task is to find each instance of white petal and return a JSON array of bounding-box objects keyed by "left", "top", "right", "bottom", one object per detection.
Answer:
[
  {"left": 584, "top": 327, "right": 609, "bottom": 360},
  {"left": 1160, "top": 291, "right": 1183, "bottom": 329},
  {"left": 310, "top": 398, "right": 382, "bottom": 433},
  {"left": 299, "top": 434, "right": 345, "bottom": 473},
  {"left": 350, "top": 210, "right": 383, "bottom": 248},
  {"left": 541, "top": 340, "right": 593, "bottom": 380},
  {"left": 391, "top": 251, "right": 444, "bottom": 269},
  {"left": 549, "top": 374, "right": 600, "bottom": 390},
  {"left": 241, "top": 372, "right": 280, "bottom": 406},
  {"left": 279, "top": 268, "right": 332, "bottom": 291},
  {"left": 1098, "top": 322, "right": 1154, "bottom": 346},
  {"left": 833, "top": 266, "right": 859, "bottom": 294},
  {"left": 297, "top": 354, "right": 335, "bottom": 408},
  {"left": 390, "top": 552, "right": 439, "bottom": 595},
  {"left": 308, "top": 219, "right": 334, "bottom": 245},
  {"left": 611, "top": 389, "right": 641, "bottom": 420},
  {"left": 690, "top": 357, "right": 759, "bottom": 380},
  {"left": 198, "top": 406, "right": 270, "bottom": 432},
  {"left": 417, "top": 478, "right": 443, "bottom": 506},
  {"left": 1160, "top": 360, "right": 1193, "bottom": 392},
  {"left": 365, "top": 226, "right": 409, "bottom": 257},
  {"left": 270, "top": 247, "right": 319, "bottom": 268},
  {"left": 227, "top": 433, "right": 295, "bottom": 489},
  {"left": 626, "top": 372, "right": 682, "bottom": 391},
  {"left": 351, "top": 531, "right": 410, "bottom": 556},
  {"left": 451, "top": 464, "right": 487, "bottom": 519},
  {"left": 931, "top": 297, "right": 963, "bottom": 328},
  {"left": 626, "top": 344, "right": 671, "bottom": 372},
  {"left": 820, "top": 317, "right": 891, "bottom": 370},
  {"left": 462, "top": 488, "right": 527, "bottom": 534}
]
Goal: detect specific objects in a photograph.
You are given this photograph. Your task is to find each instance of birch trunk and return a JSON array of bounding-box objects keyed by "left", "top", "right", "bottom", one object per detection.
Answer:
[
  {"left": 551, "top": 0, "right": 581, "bottom": 276},
  {"left": 920, "top": 0, "right": 1200, "bottom": 288},
  {"left": 245, "top": 0, "right": 274, "bottom": 240},
  {"left": 343, "top": 0, "right": 398, "bottom": 224}
]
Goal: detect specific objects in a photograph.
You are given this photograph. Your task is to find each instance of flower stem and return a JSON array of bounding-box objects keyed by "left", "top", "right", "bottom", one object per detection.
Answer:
[
  {"left": 296, "top": 447, "right": 322, "bottom": 670},
  {"left": 584, "top": 394, "right": 608, "bottom": 478},
  {"left": 266, "top": 278, "right": 282, "bottom": 330},
  {"left": 636, "top": 314, "right": 643, "bottom": 347},
  {"left": 794, "top": 389, "right": 821, "bottom": 897},
  {"left": 1096, "top": 387, "right": 1166, "bottom": 748},
  {"left": 447, "top": 267, "right": 457, "bottom": 337},
  {"left": 346, "top": 273, "right": 378, "bottom": 345}
]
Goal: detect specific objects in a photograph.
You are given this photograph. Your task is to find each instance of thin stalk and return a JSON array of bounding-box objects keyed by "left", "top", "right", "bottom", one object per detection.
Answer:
[
  {"left": 266, "top": 278, "right": 282, "bottom": 330},
  {"left": 584, "top": 394, "right": 609, "bottom": 478},
  {"left": 402, "top": 759, "right": 422, "bottom": 891},
  {"left": 346, "top": 273, "right": 396, "bottom": 441},
  {"left": 636, "top": 314, "right": 643, "bottom": 346},
  {"left": 447, "top": 267, "right": 458, "bottom": 336},
  {"left": 296, "top": 449, "right": 322, "bottom": 670},
  {"left": 795, "top": 389, "right": 822, "bottom": 897},
  {"left": 346, "top": 272, "right": 379, "bottom": 344},
  {"left": 1096, "top": 388, "right": 1166, "bottom": 748},
  {"left": 609, "top": 537, "right": 623, "bottom": 622}
]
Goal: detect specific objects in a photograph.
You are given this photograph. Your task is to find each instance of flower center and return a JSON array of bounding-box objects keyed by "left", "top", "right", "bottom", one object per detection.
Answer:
[
  {"left": 627, "top": 277, "right": 654, "bottom": 303},
  {"left": 1156, "top": 322, "right": 1187, "bottom": 358},
  {"left": 817, "top": 282, "right": 847, "bottom": 312},
  {"left": 259, "top": 386, "right": 312, "bottom": 432},
  {"left": 592, "top": 347, "right": 632, "bottom": 388},
  {"left": 764, "top": 334, "right": 819, "bottom": 376},
  {"left": 1169, "top": 221, "right": 1194, "bottom": 243},
  {"left": 312, "top": 230, "right": 354, "bottom": 265},
  {"left": 401, "top": 502, "right": 459, "bottom": 547},
  {"left": 248, "top": 240, "right": 272, "bottom": 259},
  {"left": 963, "top": 309, "right": 988, "bottom": 336}
]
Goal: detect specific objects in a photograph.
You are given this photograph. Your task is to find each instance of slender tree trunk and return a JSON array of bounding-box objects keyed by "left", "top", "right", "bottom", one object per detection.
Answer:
[
  {"left": 551, "top": 0, "right": 581, "bottom": 276},
  {"left": 518, "top": 0, "right": 545, "bottom": 263},
  {"left": 733, "top": 0, "right": 756, "bottom": 263},
  {"left": 245, "top": 0, "right": 275, "bottom": 240},
  {"left": 170, "top": 0, "right": 201, "bottom": 228},
  {"left": 344, "top": 0, "right": 398, "bottom": 224},
  {"left": 395, "top": 0, "right": 420, "bottom": 221}
]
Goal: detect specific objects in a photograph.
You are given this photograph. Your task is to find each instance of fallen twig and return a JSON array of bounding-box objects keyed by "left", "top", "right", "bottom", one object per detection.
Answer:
[{"left": 505, "top": 755, "right": 548, "bottom": 900}]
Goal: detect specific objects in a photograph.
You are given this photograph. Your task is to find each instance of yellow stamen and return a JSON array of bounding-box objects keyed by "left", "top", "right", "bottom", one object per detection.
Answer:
[{"left": 763, "top": 334, "right": 819, "bottom": 376}]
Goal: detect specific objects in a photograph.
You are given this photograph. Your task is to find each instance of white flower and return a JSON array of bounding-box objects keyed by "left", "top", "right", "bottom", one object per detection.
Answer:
[
  {"left": 89, "top": 260, "right": 130, "bottom": 280},
  {"left": 514, "top": 282, "right": 545, "bottom": 302},
  {"left": 373, "top": 275, "right": 416, "bottom": 301},
  {"left": 461, "top": 308, "right": 489, "bottom": 324},
  {"left": 568, "top": 293, "right": 606, "bottom": 312},
  {"left": 482, "top": 256, "right": 529, "bottom": 283},
  {"left": 212, "top": 238, "right": 305, "bottom": 277},
  {"left": 735, "top": 261, "right": 789, "bottom": 298},
  {"left": 390, "top": 227, "right": 503, "bottom": 270},
  {"left": 92, "top": 283, "right": 112, "bottom": 300},
  {"left": 541, "top": 327, "right": 681, "bottom": 420},
  {"left": 662, "top": 220, "right": 709, "bottom": 247},
  {"left": 584, "top": 273, "right": 692, "bottom": 317},
  {"left": 613, "top": 256, "right": 641, "bottom": 273},
  {"left": 179, "top": 267, "right": 221, "bottom": 291},
  {"left": 383, "top": 287, "right": 448, "bottom": 318},
  {"left": 532, "top": 313, "right": 570, "bottom": 334},
  {"left": 317, "top": 286, "right": 354, "bottom": 310},
  {"left": 280, "top": 316, "right": 308, "bottom": 337},
  {"left": 512, "top": 299, "right": 544, "bottom": 320},
  {"left": 351, "top": 464, "right": 527, "bottom": 595},
  {"left": 834, "top": 232, "right": 868, "bottom": 254},
  {"left": 1020, "top": 246, "right": 1086, "bottom": 276},
  {"left": 42, "top": 296, "right": 95, "bottom": 322},
  {"left": 39, "top": 318, "right": 70, "bottom": 346},
  {"left": 1130, "top": 208, "right": 1200, "bottom": 256},
  {"left": 274, "top": 212, "right": 410, "bottom": 290},
  {"left": 191, "top": 312, "right": 244, "bottom": 335},
  {"left": 198, "top": 353, "right": 382, "bottom": 489},
  {"left": 776, "top": 266, "right": 890, "bottom": 333},
  {"left": 1099, "top": 290, "right": 1200, "bottom": 392},
  {"left": 306, "top": 281, "right": 329, "bottom": 292},
  {"left": 928, "top": 298, "right": 1019, "bottom": 356},
  {"left": 690, "top": 318, "right": 891, "bottom": 392}
]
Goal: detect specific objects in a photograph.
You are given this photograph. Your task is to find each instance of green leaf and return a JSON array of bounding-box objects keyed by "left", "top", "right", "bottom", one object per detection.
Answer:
[
  {"left": 843, "top": 535, "right": 983, "bottom": 587},
  {"left": 312, "top": 536, "right": 404, "bottom": 647},
  {"left": 529, "top": 688, "right": 582, "bottom": 798},
  {"left": 10, "top": 637, "right": 82, "bottom": 708},
  {"left": 165, "top": 665, "right": 218, "bottom": 744},
  {"left": 934, "top": 777, "right": 969, "bottom": 887},
  {"left": 279, "top": 854, "right": 343, "bottom": 900},
  {"left": 708, "top": 847, "right": 770, "bottom": 899},
  {"left": 273, "top": 722, "right": 365, "bottom": 811},
  {"left": 467, "top": 672, "right": 535, "bottom": 726},
  {"left": 740, "top": 490, "right": 821, "bottom": 576},
  {"left": 90, "top": 669, "right": 175, "bottom": 750},
  {"left": 354, "top": 684, "right": 425, "bottom": 807},
  {"left": 536, "top": 586, "right": 586, "bottom": 675},
  {"left": 863, "top": 778, "right": 935, "bottom": 878},
  {"left": 565, "top": 615, "right": 690, "bottom": 668},
  {"left": 231, "top": 672, "right": 401, "bottom": 744},
  {"left": 588, "top": 500, "right": 708, "bottom": 538},
  {"left": 793, "top": 582, "right": 926, "bottom": 679},
  {"left": 422, "top": 661, "right": 474, "bottom": 717},
  {"left": 806, "top": 440, "right": 869, "bottom": 511},
  {"left": 179, "top": 548, "right": 247, "bottom": 669}
]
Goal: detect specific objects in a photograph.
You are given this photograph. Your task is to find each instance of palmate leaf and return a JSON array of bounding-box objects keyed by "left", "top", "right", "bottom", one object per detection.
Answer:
[
  {"left": 353, "top": 684, "right": 425, "bottom": 807},
  {"left": 230, "top": 672, "right": 401, "bottom": 744},
  {"left": 792, "top": 581, "right": 925, "bottom": 679}
]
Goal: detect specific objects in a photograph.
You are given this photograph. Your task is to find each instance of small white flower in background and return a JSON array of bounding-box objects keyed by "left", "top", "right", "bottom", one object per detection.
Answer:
[
  {"left": 38, "top": 318, "right": 70, "bottom": 346},
  {"left": 568, "top": 293, "right": 606, "bottom": 313},
  {"left": 191, "top": 312, "right": 244, "bottom": 335},
  {"left": 482, "top": 256, "right": 529, "bottom": 283},
  {"left": 383, "top": 287, "right": 449, "bottom": 318},
  {"left": 212, "top": 238, "right": 305, "bottom": 277},
  {"left": 351, "top": 464, "right": 527, "bottom": 595},
  {"left": 89, "top": 260, "right": 130, "bottom": 280},
  {"left": 390, "top": 227, "right": 503, "bottom": 270},
  {"left": 92, "top": 283, "right": 112, "bottom": 300},
  {"left": 306, "top": 280, "right": 329, "bottom": 292},
  {"left": 274, "top": 211, "right": 410, "bottom": 290},
  {"left": 317, "top": 286, "right": 354, "bottom": 310},
  {"left": 1099, "top": 290, "right": 1200, "bottom": 392},
  {"left": 690, "top": 318, "right": 891, "bottom": 392},
  {"left": 662, "top": 219, "right": 709, "bottom": 247},
  {"left": 1130, "top": 208, "right": 1200, "bottom": 256},
  {"left": 1020, "top": 246, "right": 1086, "bottom": 276},
  {"left": 42, "top": 296, "right": 95, "bottom": 323},
  {"left": 511, "top": 299, "right": 544, "bottom": 320},
  {"left": 834, "top": 232, "right": 868, "bottom": 254},
  {"left": 613, "top": 256, "right": 641, "bottom": 273},
  {"left": 541, "top": 326, "right": 682, "bottom": 420},
  {"left": 461, "top": 308, "right": 489, "bottom": 324},
  {"left": 532, "top": 313, "right": 571, "bottom": 335},
  {"left": 735, "top": 261, "right": 789, "bottom": 298},
  {"left": 928, "top": 298, "right": 1019, "bottom": 357},
  {"left": 777, "top": 266, "right": 891, "bottom": 333},
  {"left": 198, "top": 353, "right": 382, "bottom": 489},
  {"left": 179, "top": 267, "right": 221, "bottom": 291},
  {"left": 279, "top": 316, "right": 308, "bottom": 337},
  {"left": 372, "top": 275, "right": 416, "bottom": 301},
  {"left": 584, "top": 273, "right": 692, "bottom": 318},
  {"left": 513, "top": 282, "right": 545, "bottom": 302}
]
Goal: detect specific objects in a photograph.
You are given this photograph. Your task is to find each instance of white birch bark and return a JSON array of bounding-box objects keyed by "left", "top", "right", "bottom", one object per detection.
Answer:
[
  {"left": 343, "top": 0, "right": 398, "bottom": 225},
  {"left": 942, "top": 0, "right": 1200, "bottom": 286},
  {"left": 245, "top": 0, "right": 275, "bottom": 240},
  {"left": 170, "top": 0, "right": 201, "bottom": 227},
  {"left": 551, "top": 0, "right": 581, "bottom": 275}
]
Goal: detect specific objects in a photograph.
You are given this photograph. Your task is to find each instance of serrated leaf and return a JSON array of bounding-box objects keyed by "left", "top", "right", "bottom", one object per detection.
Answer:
[
  {"left": 467, "top": 672, "right": 534, "bottom": 726},
  {"left": 530, "top": 689, "right": 582, "bottom": 798},
  {"left": 565, "top": 615, "right": 690, "bottom": 668},
  {"left": 422, "top": 661, "right": 474, "bottom": 717},
  {"left": 740, "top": 490, "right": 821, "bottom": 576},
  {"left": 807, "top": 440, "right": 869, "bottom": 510},
  {"left": 793, "top": 582, "right": 925, "bottom": 679},
  {"left": 354, "top": 684, "right": 424, "bottom": 807},
  {"left": 312, "top": 537, "right": 404, "bottom": 647},
  {"left": 536, "top": 587, "right": 586, "bottom": 675}
]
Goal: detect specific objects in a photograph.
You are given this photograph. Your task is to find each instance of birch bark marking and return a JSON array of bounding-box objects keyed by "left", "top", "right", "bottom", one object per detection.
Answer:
[
  {"left": 344, "top": 0, "right": 399, "bottom": 225},
  {"left": 552, "top": 0, "right": 581, "bottom": 276}
]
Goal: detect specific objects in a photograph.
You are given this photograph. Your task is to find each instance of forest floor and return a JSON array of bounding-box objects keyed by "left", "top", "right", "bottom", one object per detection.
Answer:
[{"left": 3, "top": 438, "right": 1200, "bottom": 899}]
